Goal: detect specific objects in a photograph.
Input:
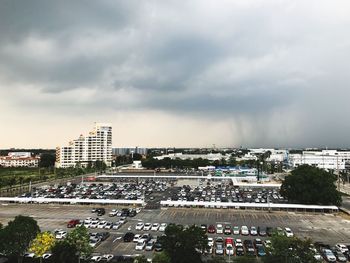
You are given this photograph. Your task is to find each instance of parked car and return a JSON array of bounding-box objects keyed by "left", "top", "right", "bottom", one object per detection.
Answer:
[
  {"left": 159, "top": 223, "right": 168, "bottom": 232},
  {"left": 241, "top": 226, "right": 249, "bottom": 236},
  {"left": 225, "top": 238, "right": 234, "bottom": 255},
  {"left": 224, "top": 225, "right": 231, "bottom": 235},
  {"left": 244, "top": 240, "right": 255, "bottom": 256},
  {"left": 258, "top": 226, "right": 267, "bottom": 236},
  {"left": 151, "top": 223, "right": 160, "bottom": 231},
  {"left": 232, "top": 226, "right": 240, "bottom": 235},
  {"left": 123, "top": 232, "right": 135, "bottom": 242},
  {"left": 321, "top": 248, "right": 336, "bottom": 262},
  {"left": 145, "top": 240, "right": 156, "bottom": 251},
  {"left": 135, "top": 240, "right": 146, "bottom": 250},
  {"left": 216, "top": 224, "right": 223, "bottom": 234},
  {"left": 250, "top": 226, "right": 258, "bottom": 236},
  {"left": 208, "top": 225, "right": 216, "bottom": 234},
  {"left": 135, "top": 222, "right": 144, "bottom": 230},
  {"left": 143, "top": 223, "right": 152, "bottom": 231},
  {"left": 67, "top": 219, "right": 80, "bottom": 228},
  {"left": 284, "top": 227, "right": 294, "bottom": 237}
]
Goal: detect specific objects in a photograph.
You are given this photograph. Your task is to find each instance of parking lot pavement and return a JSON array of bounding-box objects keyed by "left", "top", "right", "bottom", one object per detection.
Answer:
[{"left": 1, "top": 203, "right": 349, "bottom": 258}]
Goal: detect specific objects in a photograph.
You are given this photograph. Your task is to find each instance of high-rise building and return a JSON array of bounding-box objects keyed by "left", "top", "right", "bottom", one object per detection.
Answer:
[{"left": 55, "top": 123, "right": 112, "bottom": 168}]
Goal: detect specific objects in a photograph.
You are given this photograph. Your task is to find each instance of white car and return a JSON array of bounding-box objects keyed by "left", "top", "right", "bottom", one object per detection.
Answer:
[
  {"left": 55, "top": 230, "right": 67, "bottom": 239},
  {"left": 208, "top": 237, "right": 214, "bottom": 247},
  {"left": 335, "top": 243, "right": 349, "bottom": 254},
  {"left": 284, "top": 227, "right": 294, "bottom": 237},
  {"left": 91, "top": 255, "right": 102, "bottom": 262},
  {"left": 145, "top": 240, "right": 156, "bottom": 251},
  {"left": 90, "top": 222, "right": 99, "bottom": 228},
  {"left": 42, "top": 253, "right": 52, "bottom": 259},
  {"left": 135, "top": 222, "right": 144, "bottom": 230},
  {"left": 97, "top": 221, "right": 107, "bottom": 229},
  {"left": 133, "top": 234, "right": 141, "bottom": 243},
  {"left": 143, "top": 223, "right": 152, "bottom": 231},
  {"left": 321, "top": 248, "right": 336, "bottom": 262},
  {"left": 135, "top": 240, "right": 146, "bottom": 250},
  {"left": 216, "top": 224, "right": 223, "bottom": 234},
  {"left": 226, "top": 244, "right": 234, "bottom": 256},
  {"left": 250, "top": 226, "right": 258, "bottom": 236},
  {"left": 241, "top": 226, "right": 249, "bottom": 235},
  {"left": 159, "top": 223, "right": 167, "bottom": 232},
  {"left": 112, "top": 222, "right": 121, "bottom": 230},
  {"left": 109, "top": 209, "right": 119, "bottom": 217},
  {"left": 104, "top": 222, "right": 113, "bottom": 229},
  {"left": 151, "top": 223, "right": 160, "bottom": 231},
  {"left": 101, "top": 254, "right": 114, "bottom": 262},
  {"left": 232, "top": 226, "right": 240, "bottom": 235}
]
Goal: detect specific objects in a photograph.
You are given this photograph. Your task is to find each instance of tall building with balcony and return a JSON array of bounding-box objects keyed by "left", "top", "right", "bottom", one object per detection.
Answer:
[{"left": 55, "top": 123, "right": 112, "bottom": 168}]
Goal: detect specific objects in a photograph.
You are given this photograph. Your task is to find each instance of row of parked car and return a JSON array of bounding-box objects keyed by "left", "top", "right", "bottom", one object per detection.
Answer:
[
  {"left": 207, "top": 237, "right": 268, "bottom": 257},
  {"left": 22, "top": 179, "right": 169, "bottom": 201},
  {"left": 67, "top": 216, "right": 127, "bottom": 231},
  {"left": 168, "top": 183, "right": 287, "bottom": 205}
]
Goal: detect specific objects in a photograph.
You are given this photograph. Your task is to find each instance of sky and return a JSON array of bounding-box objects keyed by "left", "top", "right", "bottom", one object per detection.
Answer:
[{"left": 1, "top": 0, "right": 350, "bottom": 149}]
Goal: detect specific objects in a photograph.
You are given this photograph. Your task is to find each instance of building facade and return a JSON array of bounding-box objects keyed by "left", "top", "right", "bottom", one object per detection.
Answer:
[
  {"left": 55, "top": 123, "right": 112, "bottom": 168},
  {"left": 289, "top": 150, "right": 350, "bottom": 171},
  {"left": 0, "top": 152, "right": 39, "bottom": 167}
]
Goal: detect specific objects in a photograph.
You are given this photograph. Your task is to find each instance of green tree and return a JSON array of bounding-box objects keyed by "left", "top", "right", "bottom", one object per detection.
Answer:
[
  {"left": 65, "top": 226, "right": 92, "bottom": 259},
  {"left": 0, "top": 215, "right": 40, "bottom": 263},
  {"left": 39, "top": 153, "right": 56, "bottom": 168},
  {"left": 263, "top": 234, "right": 317, "bottom": 263},
  {"left": 280, "top": 165, "right": 342, "bottom": 206},
  {"left": 160, "top": 224, "right": 208, "bottom": 263},
  {"left": 134, "top": 255, "right": 148, "bottom": 263},
  {"left": 51, "top": 240, "right": 78, "bottom": 263},
  {"left": 153, "top": 252, "right": 171, "bottom": 263},
  {"left": 233, "top": 257, "right": 259, "bottom": 263}
]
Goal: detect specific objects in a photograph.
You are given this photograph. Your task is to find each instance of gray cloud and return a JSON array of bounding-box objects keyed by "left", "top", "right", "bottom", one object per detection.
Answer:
[{"left": 1, "top": 0, "right": 350, "bottom": 148}]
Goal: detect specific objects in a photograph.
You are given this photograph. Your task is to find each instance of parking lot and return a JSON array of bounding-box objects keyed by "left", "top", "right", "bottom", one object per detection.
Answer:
[{"left": 0, "top": 203, "right": 349, "bottom": 260}]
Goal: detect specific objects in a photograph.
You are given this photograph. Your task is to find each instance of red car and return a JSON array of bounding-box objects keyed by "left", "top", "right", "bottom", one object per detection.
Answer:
[
  {"left": 67, "top": 219, "right": 80, "bottom": 228},
  {"left": 208, "top": 225, "right": 216, "bottom": 234}
]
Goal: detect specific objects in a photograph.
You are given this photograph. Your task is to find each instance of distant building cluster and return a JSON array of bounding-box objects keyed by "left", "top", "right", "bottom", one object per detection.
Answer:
[
  {"left": 0, "top": 152, "right": 39, "bottom": 167},
  {"left": 289, "top": 150, "right": 350, "bottom": 171},
  {"left": 112, "top": 147, "right": 147, "bottom": 156},
  {"left": 154, "top": 152, "right": 228, "bottom": 161},
  {"left": 55, "top": 123, "right": 112, "bottom": 168}
]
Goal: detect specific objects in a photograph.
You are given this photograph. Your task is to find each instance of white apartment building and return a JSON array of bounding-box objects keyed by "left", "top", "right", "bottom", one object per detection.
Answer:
[
  {"left": 0, "top": 152, "right": 39, "bottom": 167},
  {"left": 55, "top": 123, "right": 112, "bottom": 168},
  {"left": 289, "top": 150, "right": 350, "bottom": 171}
]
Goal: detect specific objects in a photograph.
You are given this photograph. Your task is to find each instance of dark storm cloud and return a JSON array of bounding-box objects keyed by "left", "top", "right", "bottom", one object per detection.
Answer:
[{"left": 1, "top": 0, "right": 350, "bottom": 147}]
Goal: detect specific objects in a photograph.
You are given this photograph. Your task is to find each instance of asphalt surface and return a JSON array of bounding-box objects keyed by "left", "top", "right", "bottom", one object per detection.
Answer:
[{"left": 0, "top": 203, "right": 349, "bottom": 259}]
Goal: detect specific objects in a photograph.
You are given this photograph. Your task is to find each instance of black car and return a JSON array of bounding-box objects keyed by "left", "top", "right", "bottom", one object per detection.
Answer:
[
  {"left": 266, "top": 227, "right": 274, "bottom": 237},
  {"left": 154, "top": 242, "right": 163, "bottom": 252},
  {"left": 236, "top": 245, "right": 245, "bottom": 256},
  {"left": 244, "top": 240, "right": 255, "bottom": 256},
  {"left": 97, "top": 208, "right": 105, "bottom": 216},
  {"left": 123, "top": 232, "right": 135, "bottom": 242},
  {"left": 129, "top": 210, "right": 136, "bottom": 217}
]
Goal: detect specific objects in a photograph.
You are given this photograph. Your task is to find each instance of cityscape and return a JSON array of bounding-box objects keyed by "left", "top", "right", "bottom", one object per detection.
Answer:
[{"left": 1, "top": 1, "right": 350, "bottom": 263}]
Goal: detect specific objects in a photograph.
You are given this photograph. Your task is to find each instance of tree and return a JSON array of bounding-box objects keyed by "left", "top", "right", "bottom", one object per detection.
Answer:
[
  {"left": 39, "top": 153, "right": 56, "bottom": 168},
  {"left": 65, "top": 226, "right": 92, "bottom": 259},
  {"left": 0, "top": 215, "right": 40, "bottom": 263},
  {"left": 280, "top": 165, "right": 342, "bottom": 206},
  {"left": 263, "top": 234, "right": 317, "bottom": 263},
  {"left": 153, "top": 252, "right": 171, "bottom": 263},
  {"left": 134, "top": 255, "right": 148, "bottom": 263},
  {"left": 160, "top": 224, "right": 208, "bottom": 263},
  {"left": 233, "top": 257, "right": 259, "bottom": 263},
  {"left": 51, "top": 240, "right": 78, "bottom": 263},
  {"left": 29, "top": 231, "right": 55, "bottom": 259}
]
